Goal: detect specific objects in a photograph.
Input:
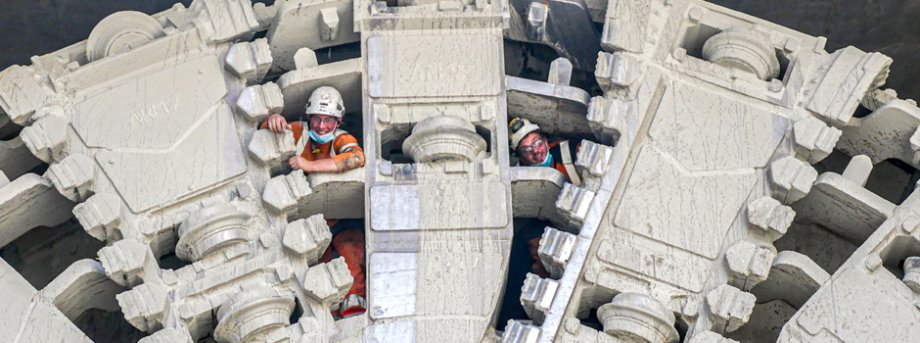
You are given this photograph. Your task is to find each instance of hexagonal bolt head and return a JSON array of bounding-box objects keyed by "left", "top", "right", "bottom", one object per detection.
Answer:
[{"left": 283, "top": 215, "right": 332, "bottom": 263}]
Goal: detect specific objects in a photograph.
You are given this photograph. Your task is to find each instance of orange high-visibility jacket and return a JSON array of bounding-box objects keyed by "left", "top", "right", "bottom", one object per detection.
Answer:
[
  {"left": 546, "top": 140, "right": 579, "bottom": 183},
  {"left": 262, "top": 121, "right": 365, "bottom": 171}
]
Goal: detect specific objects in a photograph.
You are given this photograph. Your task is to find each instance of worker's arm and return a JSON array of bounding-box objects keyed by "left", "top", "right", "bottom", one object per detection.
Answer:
[
  {"left": 289, "top": 157, "right": 340, "bottom": 173},
  {"left": 261, "top": 114, "right": 289, "bottom": 132},
  {"left": 331, "top": 138, "right": 365, "bottom": 172},
  {"left": 331, "top": 147, "right": 365, "bottom": 172}
]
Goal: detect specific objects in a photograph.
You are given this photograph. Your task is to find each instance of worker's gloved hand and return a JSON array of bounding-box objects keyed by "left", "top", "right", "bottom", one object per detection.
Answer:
[
  {"left": 289, "top": 156, "right": 309, "bottom": 171},
  {"left": 265, "top": 113, "right": 288, "bottom": 133}
]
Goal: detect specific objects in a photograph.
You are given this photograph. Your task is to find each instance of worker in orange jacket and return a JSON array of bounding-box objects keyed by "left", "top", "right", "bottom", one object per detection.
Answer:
[
  {"left": 508, "top": 117, "right": 581, "bottom": 186},
  {"left": 509, "top": 117, "right": 582, "bottom": 277},
  {"left": 263, "top": 86, "right": 366, "bottom": 318}
]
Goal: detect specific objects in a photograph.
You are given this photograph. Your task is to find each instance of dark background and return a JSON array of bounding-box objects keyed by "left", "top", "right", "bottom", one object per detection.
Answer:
[{"left": 1, "top": 0, "right": 915, "bottom": 99}]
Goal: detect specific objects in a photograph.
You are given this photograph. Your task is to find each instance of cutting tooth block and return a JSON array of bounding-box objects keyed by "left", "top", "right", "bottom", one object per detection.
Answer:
[
  {"left": 0, "top": 65, "right": 50, "bottom": 125},
  {"left": 767, "top": 156, "right": 817, "bottom": 204},
  {"left": 595, "top": 52, "right": 641, "bottom": 90},
  {"left": 574, "top": 140, "right": 614, "bottom": 191},
  {"left": 520, "top": 273, "right": 559, "bottom": 324},
  {"left": 502, "top": 320, "right": 541, "bottom": 343},
  {"left": 282, "top": 214, "right": 332, "bottom": 263},
  {"left": 191, "top": 0, "right": 260, "bottom": 43},
  {"left": 745, "top": 196, "right": 795, "bottom": 241},
  {"left": 47, "top": 153, "right": 95, "bottom": 202},
  {"left": 224, "top": 38, "right": 273, "bottom": 83},
  {"left": 861, "top": 88, "right": 899, "bottom": 111},
  {"left": 235, "top": 82, "right": 284, "bottom": 123},
  {"left": 302, "top": 257, "right": 353, "bottom": 307},
  {"left": 555, "top": 183, "right": 596, "bottom": 229},
  {"left": 793, "top": 116, "right": 841, "bottom": 163},
  {"left": 116, "top": 282, "right": 169, "bottom": 332},
  {"left": 262, "top": 170, "right": 312, "bottom": 214},
  {"left": 19, "top": 114, "right": 68, "bottom": 163},
  {"left": 586, "top": 96, "right": 627, "bottom": 144},
  {"left": 73, "top": 192, "right": 122, "bottom": 241},
  {"left": 537, "top": 227, "right": 576, "bottom": 279},
  {"left": 725, "top": 241, "right": 775, "bottom": 291},
  {"left": 248, "top": 129, "right": 295, "bottom": 165},
  {"left": 705, "top": 285, "right": 756, "bottom": 333},
  {"left": 98, "top": 238, "right": 155, "bottom": 287}
]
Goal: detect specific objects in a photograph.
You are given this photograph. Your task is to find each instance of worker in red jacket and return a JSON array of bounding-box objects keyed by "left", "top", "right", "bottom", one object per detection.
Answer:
[
  {"left": 263, "top": 86, "right": 366, "bottom": 318},
  {"left": 509, "top": 117, "right": 581, "bottom": 186},
  {"left": 509, "top": 117, "right": 583, "bottom": 277}
]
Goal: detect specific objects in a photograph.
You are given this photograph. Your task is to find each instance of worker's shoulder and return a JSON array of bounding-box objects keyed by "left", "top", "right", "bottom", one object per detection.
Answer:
[
  {"left": 332, "top": 130, "right": 362, "bottom": 151},
  {"left": 333, "top": 129, "right": 356, "bottom": 140},
  {"left": 289, "top": 121, "right": 306, "bottom": 131}
]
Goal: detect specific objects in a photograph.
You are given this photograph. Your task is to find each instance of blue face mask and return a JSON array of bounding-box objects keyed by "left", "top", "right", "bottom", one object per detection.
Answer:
[
  {"left": 537, "top": 153, "right": 552, "bottom": 167},
  {"left": 308, "top": 130, "right": 335, "bottom": 144}
]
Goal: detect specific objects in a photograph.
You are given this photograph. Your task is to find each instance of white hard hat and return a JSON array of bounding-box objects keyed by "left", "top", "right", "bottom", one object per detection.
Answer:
[
  {"left": 305, "top": 86, "right": 345, "bottom": 119},
  {"left": 509, "top": 117, "right": 541, "bottom": 150}
]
